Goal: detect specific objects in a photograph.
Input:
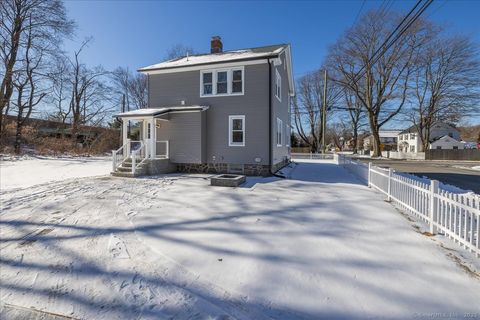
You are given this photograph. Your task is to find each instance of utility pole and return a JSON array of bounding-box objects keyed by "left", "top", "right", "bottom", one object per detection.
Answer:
[{"left": 321, "top": 69, "right": 327, "bottom": 154}]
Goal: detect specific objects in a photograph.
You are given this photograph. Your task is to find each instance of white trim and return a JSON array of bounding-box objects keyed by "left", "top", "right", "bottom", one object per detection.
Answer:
[
  {"left": 275, "top": 69, "right": 282, "bottom": 102},
  {"left": 276, "top": 118, "right": 283, "bottom": 147},
  {"left": 141, "top": 59, "right": 265, "bottom": 75},
  {"left": 200, "top": 66, "right": 245, "bottom": 98},
  {"left": 228, "top": 115, "right": 245, "bottom": 147}
]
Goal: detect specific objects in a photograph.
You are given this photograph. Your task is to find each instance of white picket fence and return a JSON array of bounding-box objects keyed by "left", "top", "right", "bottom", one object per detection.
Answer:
[
  {"left": 291, "top": 153, "right": 334, "bottom": 160},
  {"left": 337, "top": 154, "right": 480, "bottom": 257}
]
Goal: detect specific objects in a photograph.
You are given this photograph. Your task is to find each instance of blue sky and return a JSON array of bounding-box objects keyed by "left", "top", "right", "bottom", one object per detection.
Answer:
[
  {"left": 62, "top": 0, "right": 479, "bottom": 126},
  {"left": 63, "top": 0, "right": 480, "bottom": 78}
]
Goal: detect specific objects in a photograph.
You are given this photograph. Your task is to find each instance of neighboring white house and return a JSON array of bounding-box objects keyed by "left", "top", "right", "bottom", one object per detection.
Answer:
[
  {"left": 430, "top": 135, "right": 464, "bottom": 150},
  {"left": 397, "top": 122, "right": 461, "bottom": 153},
  {"left": 363, "top": 130, "right": 402, "bottom": 151}
]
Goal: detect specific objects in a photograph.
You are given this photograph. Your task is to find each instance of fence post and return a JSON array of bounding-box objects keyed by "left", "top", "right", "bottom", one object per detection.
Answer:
[
  {"left": 131, "top": 152, "right": 136, "bottom": 175},
  {"left": 387, "top": 168, "right": 392, "bottom": 202},
  {"left": 112, "top": 150, "right": 116, "bottom": 172},
  {"left": 368, "top": 162, "right": 372, "bottom": 188},
  {"left": 429, "top": 180, "right": 439, "bottom": 234}
]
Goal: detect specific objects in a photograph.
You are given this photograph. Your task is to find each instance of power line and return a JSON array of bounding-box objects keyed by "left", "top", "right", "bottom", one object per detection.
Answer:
[
  {"left": 328, "top": 0, "right": 434, "bottom": 106},
  {"left": 352, "top": 0, "right": 367, "bottom": 26}
]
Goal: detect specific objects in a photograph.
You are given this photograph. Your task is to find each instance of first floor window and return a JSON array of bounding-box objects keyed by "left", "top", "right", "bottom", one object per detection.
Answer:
[
  {"left": 286, "top": 125, "right": 291, "bottom": 147},
  {"left": 277, "top": 118, "right": 283, "bottom": 146},
  {"left": 410, "top": 145, "right": 415, "bottom": 152},
  {"left": 229, "top": 115, "right": 245, "bottom": 146}
]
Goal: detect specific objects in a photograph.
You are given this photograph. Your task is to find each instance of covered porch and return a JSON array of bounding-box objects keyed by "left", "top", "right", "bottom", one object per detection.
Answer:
[{"left": 111, "top": 106, "right": 208, "bottom": 175}]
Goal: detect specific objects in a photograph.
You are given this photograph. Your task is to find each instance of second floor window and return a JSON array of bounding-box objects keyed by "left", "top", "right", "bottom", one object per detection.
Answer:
[
  {"left": 275, "top": 69, "right": 282, "bottom": 101},
  {"left": 217, "top": 71, "right": 228, "bottom": 94},
  {"left": 203, "top": 72, "right": 213, "bottom": 95},
  {"left": 201, "top": 67, "right": 244, "bottom": 97},
  {"left": 232, "top": 70, "right": 242, "bottom": 93}
]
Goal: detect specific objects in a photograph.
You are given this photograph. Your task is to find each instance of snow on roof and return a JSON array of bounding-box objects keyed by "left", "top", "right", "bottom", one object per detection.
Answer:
[
  {"left": 114, "top": 105, "right": 209, "bottom": 118},
  {"left": 139, "top": 44, "right": 287, "bottom": 72},
  {"left": 364, "top": 130, "right": 402, "bottom": 138},
  {"left": 379, "top": 130, "right": 402, "bottom": 138}
]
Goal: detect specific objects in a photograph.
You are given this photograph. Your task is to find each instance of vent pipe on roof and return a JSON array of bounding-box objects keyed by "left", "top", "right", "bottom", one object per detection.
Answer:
[{"left": 211, "top": 36, "right": 223, "bottom": 54}]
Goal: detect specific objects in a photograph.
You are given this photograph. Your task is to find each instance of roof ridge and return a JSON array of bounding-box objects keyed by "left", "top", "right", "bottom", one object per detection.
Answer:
[{"left": 147, "top": 43, "right": 289, "bottom": 67}]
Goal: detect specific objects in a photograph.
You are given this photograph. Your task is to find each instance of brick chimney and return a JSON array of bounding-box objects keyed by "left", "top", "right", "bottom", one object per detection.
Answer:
[{"left": 210, "top": 36, "right": 223, "bottom": 54}]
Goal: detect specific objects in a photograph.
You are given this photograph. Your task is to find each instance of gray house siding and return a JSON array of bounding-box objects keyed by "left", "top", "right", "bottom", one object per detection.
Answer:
[
  {"left": 155, "top": 111, "right": 205, "bottom": 164},
  {"left": 149, "top": 63, "right": 270, "bottom": 166},
  {"left": 271, "top": 52, "right": 291, "bottom": 167}
]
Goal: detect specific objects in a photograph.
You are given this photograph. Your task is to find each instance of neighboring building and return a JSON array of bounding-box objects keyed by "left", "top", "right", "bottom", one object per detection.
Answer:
[
  {"left": 430, "top": 135, "right": 464, "bottom": 150},
  {"left": 112, "top": 37, "right": 294, "bottom": 177},
  {"left": 363, "top": 130, "right": 402, "bottom": 151},
  {"left": 397, "top": 122, "right": 461, "bottom": 152}
]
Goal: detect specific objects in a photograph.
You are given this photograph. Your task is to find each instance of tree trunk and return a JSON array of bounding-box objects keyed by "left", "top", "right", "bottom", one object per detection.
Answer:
[{"left": 352, "top": 127, "right": 358, "bottom": 154}]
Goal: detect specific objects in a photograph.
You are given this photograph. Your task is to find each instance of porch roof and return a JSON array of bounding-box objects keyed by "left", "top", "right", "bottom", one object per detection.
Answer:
[{"left": 114, "top": 105, "right": 209, "bottom": 118}]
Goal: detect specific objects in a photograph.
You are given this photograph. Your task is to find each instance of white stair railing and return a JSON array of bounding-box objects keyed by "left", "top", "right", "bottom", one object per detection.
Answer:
[
  {"left": 112, "top": 139, "right": 130, "bottom": 172},
  {"left": 130, "top": 141, "right": 148, "bottom": 175}
]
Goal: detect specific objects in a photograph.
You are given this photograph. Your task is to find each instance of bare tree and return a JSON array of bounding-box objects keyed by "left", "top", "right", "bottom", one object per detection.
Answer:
[
  {"left": 0, "top": 0, "right": 74, "bottom": 135},
  {"left": 10, "top": 15, "right": 48, "bottom": 153},
  {"left": 343, "top": 88, "right": 367, "bottom": 154},
  {"left": 407, "top": 34, "right": 480, "bottom": 151},
  {"left": 68, "top": 39, "right": 114, "bottom": 137},
  {"left": 293, "top": 70, "right": 337, "bottom": 152},
  {"left": 164, "top": 44, "right": 196, "bottom": 60},
  {"left": 46, "top": 53, "right": 71, "bottom": 124},
  {"left": 112, "top": 67, "right": 147, "bottom": 111},
  {"left": 329, "top": 10, "right": 431, "bottom": 156}
]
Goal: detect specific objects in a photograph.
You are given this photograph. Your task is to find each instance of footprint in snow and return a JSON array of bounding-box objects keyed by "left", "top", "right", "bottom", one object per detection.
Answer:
[{"left": 108, "top": 234, "right": 130, "bottom": 259}]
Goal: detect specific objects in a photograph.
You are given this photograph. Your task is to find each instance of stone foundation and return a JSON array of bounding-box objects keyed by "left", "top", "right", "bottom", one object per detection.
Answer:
[
  {"left": 145, "top": 159, "right": 176, "bottom": 175},
  {"left": 176, "top": 163, "right": 271, "bottom": 176}
]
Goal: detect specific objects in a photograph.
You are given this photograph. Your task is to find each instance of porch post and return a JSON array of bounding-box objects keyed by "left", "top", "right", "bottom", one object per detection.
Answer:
[
  {"left": 151, "top": 118, "right": 156, "bottom": 159},
  {"left": 122, "top": 118, "right": 128, "bottom": 157}
]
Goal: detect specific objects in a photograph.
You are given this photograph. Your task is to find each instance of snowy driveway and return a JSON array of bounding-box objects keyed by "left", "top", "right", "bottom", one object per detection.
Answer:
[{"left": 0, "top": 160, "right": 479, "bottom": 319}]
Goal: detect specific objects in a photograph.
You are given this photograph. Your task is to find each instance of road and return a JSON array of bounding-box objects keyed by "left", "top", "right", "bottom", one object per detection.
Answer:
[{"left": 357, "top": 159, "right": 480, "bottom": 194}]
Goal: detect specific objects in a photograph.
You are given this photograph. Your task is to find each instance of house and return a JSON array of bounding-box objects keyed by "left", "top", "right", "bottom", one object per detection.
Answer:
[
  {"left": 363, "top": 130, "right": 402, "bottom": 152},
  {"left": 112, "top": 36, "right": 294, "bottom": 177},
  {"left": 397, "top": 122, "right": 461, "bottom": 153},
  {"left": 430, "top": 135, "right": 464, "bottom": 150}
]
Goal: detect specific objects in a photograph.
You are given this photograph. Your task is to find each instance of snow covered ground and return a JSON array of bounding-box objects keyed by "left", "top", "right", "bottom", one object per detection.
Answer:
[
  {"left": 0, "top": 156, "right": 112, "bottom": 190},
  {"left": 1, "top": 159, "right": 479, "bottom": 319}
]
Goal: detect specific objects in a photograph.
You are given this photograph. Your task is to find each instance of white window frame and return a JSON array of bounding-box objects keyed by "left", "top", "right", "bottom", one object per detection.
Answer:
[
  {"left": 200, "top": 71, "right": 213, "bottom": 96},
  {"left": 275, "top": 69, "right": 282, "bottom": 102},
  {"left": 200, "top": 67, "right": 244, "bottom": 97},
  {"left": 286, "top": 124, "right": 291, "bottom": 147},
  {"left": 277, "top": 118, "right": 283, "bottom": 147},
  {"left": 229, "top": 115, "right": 245, "bottom": 147}
]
